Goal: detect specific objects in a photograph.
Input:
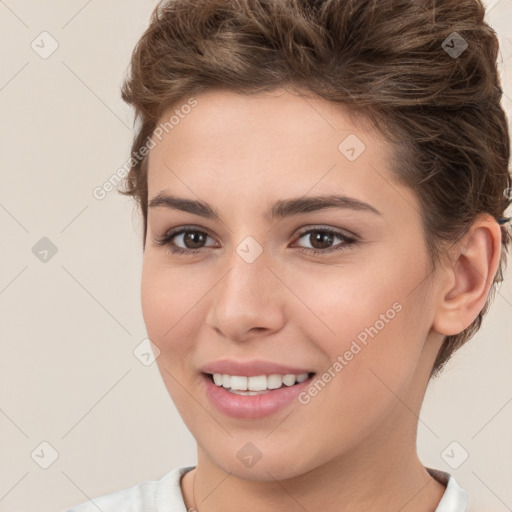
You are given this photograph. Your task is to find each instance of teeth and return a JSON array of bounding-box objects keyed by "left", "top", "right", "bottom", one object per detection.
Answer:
[
  {"left": 211, "top": 372, "right": 310, "bottom": 391},
  {"left": 230, "top": 375, "right": 248, "bottom": 390}
]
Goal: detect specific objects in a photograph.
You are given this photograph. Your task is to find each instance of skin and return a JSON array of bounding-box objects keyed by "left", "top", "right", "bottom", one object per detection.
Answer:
[{"left": 141, "top": 87, "right": 502, "bottom": 512}]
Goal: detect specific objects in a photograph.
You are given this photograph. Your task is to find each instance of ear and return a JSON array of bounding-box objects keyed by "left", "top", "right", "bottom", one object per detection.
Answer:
[{"left": 432, "top": 214, "right": 502, "bottom": 336}]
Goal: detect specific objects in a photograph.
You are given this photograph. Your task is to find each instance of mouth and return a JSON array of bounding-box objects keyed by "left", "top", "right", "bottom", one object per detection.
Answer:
[
  {"left": 201, "top": 370, "right": 316, "bottom": 419},
  {"left": 204, "top": 371, "right": 316, "bottom": 394}
]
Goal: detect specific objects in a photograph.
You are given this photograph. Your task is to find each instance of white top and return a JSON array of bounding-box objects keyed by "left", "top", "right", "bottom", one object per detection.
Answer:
[{"left": 63, "top": 465, "right": 469, "bottom": 512}]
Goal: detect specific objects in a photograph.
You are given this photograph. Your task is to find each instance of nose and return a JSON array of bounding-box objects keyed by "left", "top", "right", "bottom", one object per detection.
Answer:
[{"left": 205, "top": 249, "right": 286, "bottom": 343}]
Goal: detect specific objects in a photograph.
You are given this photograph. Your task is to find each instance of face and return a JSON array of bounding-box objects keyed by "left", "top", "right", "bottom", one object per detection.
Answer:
[{"left": 142, "top": 87, "right": 443, "bottom": 481}]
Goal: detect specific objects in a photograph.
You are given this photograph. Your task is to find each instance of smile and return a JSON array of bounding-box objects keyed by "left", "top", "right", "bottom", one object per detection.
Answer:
[
  {"left": 210, "top": 372, "right": 312, "bottom": 394},
  {"left": 202, "top": 372, "right": 316, "bottom": 419}
]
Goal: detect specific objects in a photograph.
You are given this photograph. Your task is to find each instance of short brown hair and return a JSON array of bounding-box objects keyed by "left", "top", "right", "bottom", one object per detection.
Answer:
[{"left": 119, "top": 0, "right": 511, "bottom": 377}]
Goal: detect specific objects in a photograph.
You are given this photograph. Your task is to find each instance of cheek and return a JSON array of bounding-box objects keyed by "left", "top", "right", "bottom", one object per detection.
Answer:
[
  {"left": 141, "top": 259, "right": 204, "bottom": 414},
  {"left": 141, "top": 257, "right": 197, "bottom": 341},
  {"left": 141, "top": 264, "right": 171, "bottom": 343},
  {"left": 140, "top": 259, "right": 203, "bottom": 385},
  {"left": 293, "top": 282, "right": 428, "bottom": 451},
  {"left": 287, "top": 260, "right": 404, "bottom": 342},
  {"left": 293, "top": 249, "right": 430, "bottom": 386}
]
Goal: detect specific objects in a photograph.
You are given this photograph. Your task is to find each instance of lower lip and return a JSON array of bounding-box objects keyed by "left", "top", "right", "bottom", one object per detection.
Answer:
[{"left": 201, "top": 373, "right": 315, "bottom": 419}]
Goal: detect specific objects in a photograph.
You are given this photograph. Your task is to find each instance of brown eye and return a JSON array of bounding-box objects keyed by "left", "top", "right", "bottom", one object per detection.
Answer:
[
  {"left": 178, "top": 230, "right": 208, "bottom": 250},
  {"left": 155, "top": 227, "right": 218, "bottom": 255},
  {"left": 293, "top": 227, "right": 356, "bottom": 254},
  {"left": 305, "top": 230, "right": 335, "bottom": 250}
]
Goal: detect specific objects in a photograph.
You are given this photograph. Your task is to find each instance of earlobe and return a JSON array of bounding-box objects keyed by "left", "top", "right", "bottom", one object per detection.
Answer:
[{"left": 432, "top": 214, "right": 502, "bottom": 336}]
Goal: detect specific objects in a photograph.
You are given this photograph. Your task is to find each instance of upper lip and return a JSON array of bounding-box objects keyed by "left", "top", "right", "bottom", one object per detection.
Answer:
[{"left": 200, "top": 359, "right": 314, "bottom": 377}]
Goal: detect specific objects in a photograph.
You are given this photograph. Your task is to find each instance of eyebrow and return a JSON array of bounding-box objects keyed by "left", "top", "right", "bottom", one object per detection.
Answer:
[{"left": 148, "top": 192, "right": 382, "bottom": 222}]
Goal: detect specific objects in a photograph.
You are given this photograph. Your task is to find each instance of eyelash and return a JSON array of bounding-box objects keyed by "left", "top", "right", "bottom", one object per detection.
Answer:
[{"left": 155, "top": 225, "right": 357, "bottom": 256}]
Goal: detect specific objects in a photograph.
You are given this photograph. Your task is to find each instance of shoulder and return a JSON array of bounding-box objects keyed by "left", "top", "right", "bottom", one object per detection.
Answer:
[
  {"left": 61, "top": 465, "right": 196, "bottom": 512},
  {"left": 426, "top": 467, "right": 470, "bottom": 512}
]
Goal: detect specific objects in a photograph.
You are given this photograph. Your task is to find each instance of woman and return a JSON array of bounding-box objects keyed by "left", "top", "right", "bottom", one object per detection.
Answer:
[{"left": 66, "top": 0, "right": 511, "bottom": 510}]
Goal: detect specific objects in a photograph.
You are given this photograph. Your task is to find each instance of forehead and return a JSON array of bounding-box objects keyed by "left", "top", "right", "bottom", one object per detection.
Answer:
[
  {"left": 145, "top": 88, "right": 417, "bottom": 221},
  {"left": 149, "top": 87, "right": 382, "bottom": 160}
]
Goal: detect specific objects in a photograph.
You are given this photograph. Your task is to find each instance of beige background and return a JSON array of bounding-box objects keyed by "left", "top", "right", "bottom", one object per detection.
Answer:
[{"left": 0, "top": 1, "right": 511, "bottom": 511}]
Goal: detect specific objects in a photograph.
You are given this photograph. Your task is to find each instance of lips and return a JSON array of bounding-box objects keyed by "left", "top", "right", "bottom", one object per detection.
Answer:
[
  {"left": 201, "top": 371, "right": 316, "bottom": 419},
  {"left": 199, "top": 358, "right": 314, "bottom": 377}
]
